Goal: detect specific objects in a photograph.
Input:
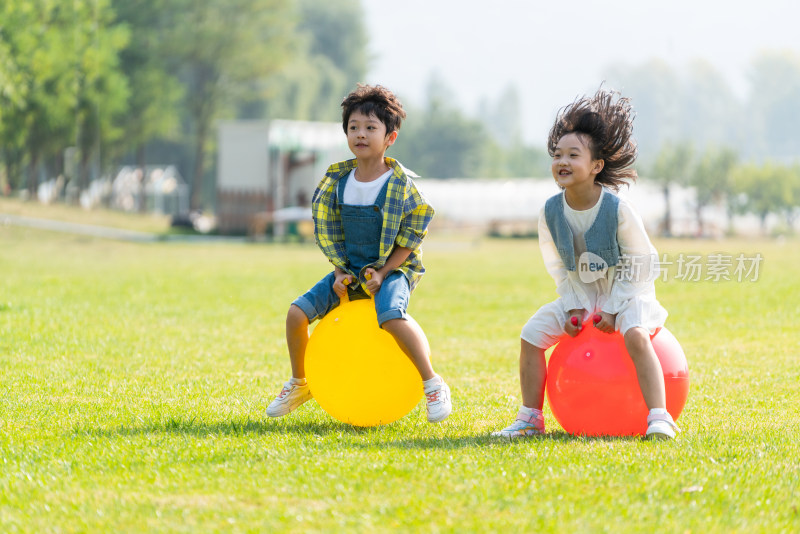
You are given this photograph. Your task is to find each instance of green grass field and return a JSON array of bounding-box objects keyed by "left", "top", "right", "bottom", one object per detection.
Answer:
[{"left": 1, "top": 217, "right": 798, "bottom": 532}]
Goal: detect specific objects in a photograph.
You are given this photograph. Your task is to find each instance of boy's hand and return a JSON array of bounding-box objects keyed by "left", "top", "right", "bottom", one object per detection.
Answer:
[
  {"left": 364, "top": 268, "right": 383, "bottom": 295},
  {"left": 565, "top": 310, "right": 584, "bottom": 337},
  {"left": 593, "top": 311, "right": 617, "bottom": 333},
  {"left": 333, "top": 272, "right": 353, "bottom": 298}
]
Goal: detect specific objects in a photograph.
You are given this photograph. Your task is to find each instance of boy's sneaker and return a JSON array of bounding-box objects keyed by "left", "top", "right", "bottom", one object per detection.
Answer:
[
  {"left": 645, "top": 411, "right": 680, "bottom": 440},
  {"left": 266, "top": 380, "right": 312, "bottom": 417},
  {"left": 491, "top": 408, "right": 545, "bottom": 438},
  {"left": 424, "top": 379, "right": 452, "bottom": 423}
]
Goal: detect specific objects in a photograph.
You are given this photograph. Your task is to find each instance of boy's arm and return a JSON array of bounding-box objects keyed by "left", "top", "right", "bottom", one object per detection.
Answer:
[
  {"left": 312, "top": 177, "right": 349, "bottom": 271},
  {"left": 364, "top": 246, "right": 412, "bottom": 294},
  {"left": 394, "top": 184, "right": 434, "bottom": 252}
]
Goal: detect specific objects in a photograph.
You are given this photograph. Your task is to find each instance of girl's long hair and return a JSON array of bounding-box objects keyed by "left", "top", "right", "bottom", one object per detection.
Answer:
[{"left": 547, "top": 89, "right": 638, "bottom": 191}]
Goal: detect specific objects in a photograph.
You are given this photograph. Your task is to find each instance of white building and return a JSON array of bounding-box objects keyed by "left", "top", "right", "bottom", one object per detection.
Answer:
[{"left": 216, "top": 119, "right": 349, "bottom": 235}]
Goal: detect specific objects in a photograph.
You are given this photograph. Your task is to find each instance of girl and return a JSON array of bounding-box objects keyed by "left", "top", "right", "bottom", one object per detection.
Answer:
[{"left": 493, "top": 89, "right": 680, "bottom": 440}]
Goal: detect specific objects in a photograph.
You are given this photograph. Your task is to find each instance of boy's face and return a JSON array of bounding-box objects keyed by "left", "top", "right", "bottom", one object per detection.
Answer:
[
  {"left": 551, "top": 133, "right": 604, "bottom": 190},
  {"left": 347, "top": 110, "right": 397, "bottom": 162}
]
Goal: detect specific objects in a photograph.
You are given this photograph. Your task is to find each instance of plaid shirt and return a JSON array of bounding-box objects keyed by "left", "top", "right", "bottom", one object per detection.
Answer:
[{"left": 312, "top": 157, "right": 435, "bottom": 291}]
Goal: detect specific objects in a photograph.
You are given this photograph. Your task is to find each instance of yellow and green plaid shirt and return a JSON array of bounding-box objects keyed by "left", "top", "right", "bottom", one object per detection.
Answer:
[{"left": 312, "top": 157, "right": 435, "bottom": 292}]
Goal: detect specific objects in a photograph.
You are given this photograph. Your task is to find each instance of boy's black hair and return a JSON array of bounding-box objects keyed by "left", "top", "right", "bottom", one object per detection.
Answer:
[
  {"left": 341, "top": 84, "right": 406, "bottom": 134},
  {"left": 548, "top": 89, "right": 638, "bottom": 191}
]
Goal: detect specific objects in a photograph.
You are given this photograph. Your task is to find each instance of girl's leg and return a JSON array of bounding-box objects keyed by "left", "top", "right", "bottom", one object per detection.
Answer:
[
  {"left": 520, "top": 339, "right": 547, "bottom": 410},
  {"left": 624, "top": 327, "right": 666, "bottom": 409},
  {"left": 491, "top": 339, "right": 547, "bottom": 436}
]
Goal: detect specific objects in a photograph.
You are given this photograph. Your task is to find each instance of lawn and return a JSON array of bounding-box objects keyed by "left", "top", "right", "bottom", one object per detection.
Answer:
[{"left": 1, "top": 220, "right": 798, "bottom": 532}]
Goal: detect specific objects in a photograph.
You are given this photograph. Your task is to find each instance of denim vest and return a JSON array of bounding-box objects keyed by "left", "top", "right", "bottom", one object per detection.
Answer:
[{"left": 544, "top": 190, "right": 621, "bottom": 271}]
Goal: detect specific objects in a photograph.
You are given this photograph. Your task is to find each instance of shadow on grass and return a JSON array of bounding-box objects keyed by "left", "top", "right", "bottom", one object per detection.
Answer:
[
  {"left": 75, "top": 417, "right": 365, "bottom": 438},
  {"left": 366, "top": 430, "right": 643, "bottom": 450},
  {"left": 75, "top": 417, "right": 642, "bottom": 449}
]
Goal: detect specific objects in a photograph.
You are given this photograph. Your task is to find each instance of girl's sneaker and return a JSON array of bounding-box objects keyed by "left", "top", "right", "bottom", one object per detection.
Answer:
[
  {"left": 491, "top": 407, "right": 545, "bottom": 438},
  {"left": 266, "top": 380, "right": 312, "bottom": 417},
  {"left": 645, "top": 411, "right": 680, "bottom": 440}
]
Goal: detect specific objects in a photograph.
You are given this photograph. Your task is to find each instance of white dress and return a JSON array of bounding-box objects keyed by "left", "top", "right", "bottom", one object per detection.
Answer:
[{"left": 520, "top": 188, "right": 668, "bottom": 349}]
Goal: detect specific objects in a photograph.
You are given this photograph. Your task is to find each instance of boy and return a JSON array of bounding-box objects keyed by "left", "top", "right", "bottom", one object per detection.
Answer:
[{"left": 266, "top": 84, "right": 452, "bottom": 423}]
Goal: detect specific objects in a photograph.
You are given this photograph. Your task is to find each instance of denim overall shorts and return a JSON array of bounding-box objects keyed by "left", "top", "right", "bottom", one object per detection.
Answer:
[{"left": 292, "top": 174, "right": 411, "bottom": 326}]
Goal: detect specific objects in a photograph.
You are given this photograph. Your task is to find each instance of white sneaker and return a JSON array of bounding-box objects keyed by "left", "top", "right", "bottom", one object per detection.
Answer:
[
  {"left": 645, "top": 411, "right": 680, "bottom": 440},
  {"left": 424, "top": 379, "right": 452, "bottom": 423},
  {"left": 266, "top": 380, "right": 312, "bottom": 417},
  {"left": 491, "top": 408, "right": 545, "bottom": 438}
]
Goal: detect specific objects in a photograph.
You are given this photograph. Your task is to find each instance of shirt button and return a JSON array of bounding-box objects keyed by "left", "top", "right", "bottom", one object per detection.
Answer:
[{"left": 373, "top": 206, "right": 379, "bottom": 212}]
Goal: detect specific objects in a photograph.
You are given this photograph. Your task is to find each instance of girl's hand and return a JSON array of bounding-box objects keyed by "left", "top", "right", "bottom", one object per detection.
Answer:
[
  {"left": 333, "top": 272, "right": 353, "bottom": 298},
  {"left": 364, "top": 267, "right": 384, "bottom": 295},
  {"left": 593, "top": 311, "right": 617, "bottom": 333},
  {"left": 565, "top": 310, "right": 584, "bottom": 337}
]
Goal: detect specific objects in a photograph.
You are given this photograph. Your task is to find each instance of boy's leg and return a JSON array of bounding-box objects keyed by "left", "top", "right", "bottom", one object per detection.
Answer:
[
  {"left": 286, "top": 304, "right": 310, "bottom": 379},
  {"left": 381, "top": 317, "right": 434, "bottom": 380},
  {"left": 374, "top": 272, "right": 435, "bottom": 379},
  {"left": 376, "top": 272, "right": 451, "bottom": 422},
  {"left": 267, "top": 272, "right": 339, "bottom": 418}
]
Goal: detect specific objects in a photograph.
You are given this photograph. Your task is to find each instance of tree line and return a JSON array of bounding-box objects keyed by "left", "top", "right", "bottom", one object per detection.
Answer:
[
  {"left": 1, "top": 1, "right": 799, "bottom": 232},
  {"left": 650, "top": 143, "right": 800, "bottom": 237},
  {"left": 610, "top": 54, "right": 800, "bottom": 236},
  {"left": 0, "top": 0, "right": 367, "bottom": 209}
]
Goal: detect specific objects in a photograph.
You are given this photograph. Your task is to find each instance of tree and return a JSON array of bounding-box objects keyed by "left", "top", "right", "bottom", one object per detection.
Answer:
[
  {"left": 111, "top": 0, "right": 183, "bottom": 178},
  {"left": 72, "top": 0, "right": 130, "bottom": 192},
  {"left": 746, "top": 51, "right": 800, "bottom": 162},
  {"left": 606, "top": 59, "right": 684, "bottom": 164},
  {"left": 649, "top": 143, "right": 694, "bottom": 237},
  {"left": 478, "top": 84, "right": 523, "bottom": 148},
  {"left": 1, "top": 1, "right": 76, "bottom": 197},
  {"left": 731, "top": 163, "right": 793, "bottom": 235},
  {"left": 163, "top": 0, "right": 296, "bottom": 209},
  {"left": 0, "top": 0, "right": 128, "bottom": 197},
  {"left": 253, "top": 0, "right": 368, "bottom": 123},
  {"left": 687, "top": 146, "right": 738, "bottom": 236},
  {"left": 681, "top": 60, "right": 742, "bottom": 151},
  {"left": 391, "top": 73, "right": 490, "bottom": 179},
  {"left": 0, "top": 6, "right": 28, "bottom": 191}
]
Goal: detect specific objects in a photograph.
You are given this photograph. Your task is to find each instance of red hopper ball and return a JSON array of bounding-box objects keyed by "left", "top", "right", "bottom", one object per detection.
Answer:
[{"left": 546, "top": 324, "right": 690, "bottom": 436}]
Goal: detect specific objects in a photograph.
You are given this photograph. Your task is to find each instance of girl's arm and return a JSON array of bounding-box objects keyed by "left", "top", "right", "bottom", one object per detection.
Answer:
[
  {"left": 602, "top": 198, "right": 660, "bottom": 314},
  {"left": 538, "top": 208, "right": 584, "bottom": 319}
]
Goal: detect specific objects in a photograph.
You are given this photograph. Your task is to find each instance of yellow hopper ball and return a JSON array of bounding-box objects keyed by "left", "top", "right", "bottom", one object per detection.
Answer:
[{"left": 305, "top": 297, "right": 422, "bottom": 427}]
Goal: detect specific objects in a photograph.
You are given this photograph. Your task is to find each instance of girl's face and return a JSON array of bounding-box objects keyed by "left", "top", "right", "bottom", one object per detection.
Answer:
[
  {"left": 551, "top": 133, "right": 604, "bottom": 190},
  {"left": 346, "top": 110, "right": 397, "bottom": 163}
]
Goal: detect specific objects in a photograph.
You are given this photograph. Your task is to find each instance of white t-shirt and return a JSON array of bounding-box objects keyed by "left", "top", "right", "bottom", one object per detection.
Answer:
[{"left": 342, "top": 169, "right": 392, "bottom": 206}]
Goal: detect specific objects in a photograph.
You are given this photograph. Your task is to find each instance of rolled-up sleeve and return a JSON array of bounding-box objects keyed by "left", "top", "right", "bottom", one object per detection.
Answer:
[{"left": 395, "top": 187, "right": 434, "bottom": 251}]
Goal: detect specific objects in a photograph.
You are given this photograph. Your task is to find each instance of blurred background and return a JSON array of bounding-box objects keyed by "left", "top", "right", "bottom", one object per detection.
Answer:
[{"left": 1, "top": 0, "right": 798, "bottom": 238}]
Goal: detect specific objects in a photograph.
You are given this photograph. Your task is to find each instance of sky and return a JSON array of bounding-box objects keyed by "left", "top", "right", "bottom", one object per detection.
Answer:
[{"left": 362, "top": 0, "right": 800, "bottom": 145}]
